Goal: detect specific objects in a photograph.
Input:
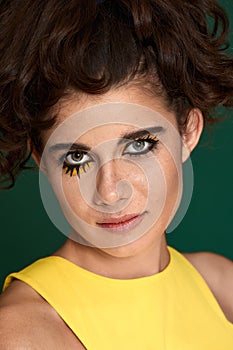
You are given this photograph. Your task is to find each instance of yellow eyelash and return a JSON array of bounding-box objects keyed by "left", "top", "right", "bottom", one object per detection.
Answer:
[
  {"left": 63, "top": 166, "right": 78, "bottom": 177},
  {"left": 85, "top": 163, "right": 91, "bottom": 171},
  {"left": 63, "top": 162, "right": 92, "bottom": 177},
  {"left": 121, "top": 134, "right": 158, "bottom": 153},
  {"left": 71, "top": 168, "right": 78, "bottom": 176},
  {"left": 140, "top": 135, "right": 158, "bottom": 141},
  {"left": 78, "top": 168, "right": 83, "bottom": 176}
]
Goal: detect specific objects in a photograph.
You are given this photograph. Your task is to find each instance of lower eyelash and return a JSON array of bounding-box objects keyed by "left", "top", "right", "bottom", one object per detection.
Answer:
[
  {"left": 62, "top": 135, "right": 158, "bottom": 176},
  {"left": 63, "top": 162, "right": 91, "bottom": 178},
  {"left": 63, "top": 165, "right": 79, "bottom": 177}
]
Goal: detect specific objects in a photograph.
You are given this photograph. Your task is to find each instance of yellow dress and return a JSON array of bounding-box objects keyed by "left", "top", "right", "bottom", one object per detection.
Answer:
[{"left": 3, "top": 246, "right": 233, "bottom": 349}]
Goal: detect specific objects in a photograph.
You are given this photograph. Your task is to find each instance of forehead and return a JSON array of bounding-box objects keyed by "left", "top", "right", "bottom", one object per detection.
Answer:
[
  {"left": 74, "top": 124, "right": 139, "bottom": 147},
  {"left": 42, "top": 86, "right": 178, "bottom": 146},
  {"left": 47, "top": 105, "right": 177, "bottom": 151}
]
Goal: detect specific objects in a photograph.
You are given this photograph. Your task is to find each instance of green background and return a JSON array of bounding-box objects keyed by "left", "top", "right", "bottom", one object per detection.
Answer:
[{"left": 0, "top": 0, "right": 233, "bottom": 289}]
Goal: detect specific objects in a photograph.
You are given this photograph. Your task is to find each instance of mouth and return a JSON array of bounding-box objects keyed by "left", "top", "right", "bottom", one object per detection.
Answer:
[{"left": 96, "top": 213, "right": 145, "bottom": 233}]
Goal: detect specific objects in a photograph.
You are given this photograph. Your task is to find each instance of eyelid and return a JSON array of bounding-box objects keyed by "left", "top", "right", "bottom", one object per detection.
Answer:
[
  {"left": 65, "top": 150, "right": 94, "bottom": 164},
  {"left": 121, "top": 134, "right": 159, "bottom": 153},
  {"left": 58, "top": 134, "right": 159, "bottom": 165},
  {"left": 62, "top": 150, "right": 94, "bottom": 178},
  {"left": 59, "top": 149, "right": 92, "bottom": 165},
  {"left": 125, "top": 134, "right": 158, "bottom": 143}
]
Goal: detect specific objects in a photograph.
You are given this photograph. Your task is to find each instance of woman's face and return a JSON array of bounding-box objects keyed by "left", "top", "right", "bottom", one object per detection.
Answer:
[{"left": 36, "top": 85, "right": 202, "bottom": 255}]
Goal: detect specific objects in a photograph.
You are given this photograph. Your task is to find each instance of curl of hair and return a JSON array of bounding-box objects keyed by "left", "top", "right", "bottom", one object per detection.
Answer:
[{"left": 0, "top": 0, "right": 233, "bottom": 188}]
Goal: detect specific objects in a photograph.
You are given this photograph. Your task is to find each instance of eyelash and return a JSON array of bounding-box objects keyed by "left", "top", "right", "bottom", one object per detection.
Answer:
[
  {"left": 62, "top": 135, "right": 159, "bottom": 177},
  {"left": 122, "top": 135, "right": 159, "bottom": 156},
  {"left": 62, "top": 152, "right": 93, "bottom": 178}
]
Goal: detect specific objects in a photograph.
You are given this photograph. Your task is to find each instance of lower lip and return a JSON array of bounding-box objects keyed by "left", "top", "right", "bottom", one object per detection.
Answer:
[{"left": 97, "top": 213, "right": 145, "bottom": 233}]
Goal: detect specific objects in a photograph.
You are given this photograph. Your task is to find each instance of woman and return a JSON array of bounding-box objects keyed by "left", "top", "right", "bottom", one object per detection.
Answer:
[{"left": 0, "top": 0, "right": 233, "bottom": 349}]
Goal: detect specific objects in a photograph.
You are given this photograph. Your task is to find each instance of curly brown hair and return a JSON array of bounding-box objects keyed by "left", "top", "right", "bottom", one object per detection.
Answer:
[{"left": 0, "top": 0, "right": 232, "bottom": 189}]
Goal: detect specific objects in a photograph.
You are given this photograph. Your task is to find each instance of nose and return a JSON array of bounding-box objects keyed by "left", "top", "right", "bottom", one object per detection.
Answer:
[{"left": 93, "top": 160, "right": 129, "bottom": 206}]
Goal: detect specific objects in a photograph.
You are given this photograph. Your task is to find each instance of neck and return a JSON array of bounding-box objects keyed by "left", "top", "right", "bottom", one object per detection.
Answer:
[{"left": 53, "top": 233, "right": 170, "bottom": 280}]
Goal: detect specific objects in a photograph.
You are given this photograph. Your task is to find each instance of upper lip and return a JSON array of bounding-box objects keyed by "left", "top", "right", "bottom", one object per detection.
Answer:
[{"left": 96, "top": 213, "right": 142, "bottom": 225}]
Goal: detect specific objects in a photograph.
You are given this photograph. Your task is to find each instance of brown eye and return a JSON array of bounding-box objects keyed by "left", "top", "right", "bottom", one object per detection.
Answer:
[
  {"left": 65, "top": 151, "right": 86, "bottom": 165},
  {"left": 70, "top": 152, "right": 84, "bottom": 163},
  {"left": 62, "top": 150, "right": 94, "bottom": 178}
]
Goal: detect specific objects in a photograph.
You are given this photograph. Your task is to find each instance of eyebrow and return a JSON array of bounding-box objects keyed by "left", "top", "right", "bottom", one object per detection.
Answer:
[
  {"left": 48, "top": 126, "right": 165, "bottom": 154},
  {"left": 118, "top": 126, "right": 164, "bottom": 145}
]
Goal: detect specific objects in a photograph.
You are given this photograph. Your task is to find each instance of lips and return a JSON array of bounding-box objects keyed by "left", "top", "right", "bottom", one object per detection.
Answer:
[
  {"left": 98, "top": 214, "right": 139, "bottom": 225},
  {"left": 96, "top": 213, "right": 145, "bottom": 233}
]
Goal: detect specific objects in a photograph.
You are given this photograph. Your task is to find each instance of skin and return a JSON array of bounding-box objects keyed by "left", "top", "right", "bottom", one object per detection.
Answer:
[
  {"left": 36, "top": 85, "right": 195, "bottom": 278},
  {"left": 0, "top": 85, "right": 233, "bottom": 349}
]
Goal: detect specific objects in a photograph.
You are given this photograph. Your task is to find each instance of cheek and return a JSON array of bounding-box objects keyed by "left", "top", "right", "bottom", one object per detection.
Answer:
[
  {"left": 51, "top": 148, "right": 180, "bottom": 223},
  {"left": 157, "top": 148, "right": 182, "bottom": 209},
  {"left": 60, "top": 162, "right": 150, "bottom": 215},
  {"left": 122, "top": 163, "right": 149, "bottom": 199},
  {"left": 61, "top": 174, "right": 86, "bottom": 214}
]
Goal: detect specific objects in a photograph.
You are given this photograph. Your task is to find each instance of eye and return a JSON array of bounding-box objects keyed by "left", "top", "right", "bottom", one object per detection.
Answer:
[
  {"left": 66, "top": 151, "right": 87, "bottom": 164},
  {"left": 122, "top": 135, "right": 159, "bottom": 156},
  {"left": 62, "top": 151, "right": 93, "bottom": 177}
]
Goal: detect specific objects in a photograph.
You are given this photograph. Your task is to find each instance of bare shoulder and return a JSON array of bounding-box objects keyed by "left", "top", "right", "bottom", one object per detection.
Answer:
[
  {"left": 182, "top": 251, "right": 233, "bottom": 323},
  {"left": 0, "top": 280, "right": 84, "bottom": 349}
]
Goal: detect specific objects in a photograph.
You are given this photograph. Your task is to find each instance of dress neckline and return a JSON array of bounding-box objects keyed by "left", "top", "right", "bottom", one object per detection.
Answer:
[{"left": 48, "top": 245, "right": 175, "bottom": 285}]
